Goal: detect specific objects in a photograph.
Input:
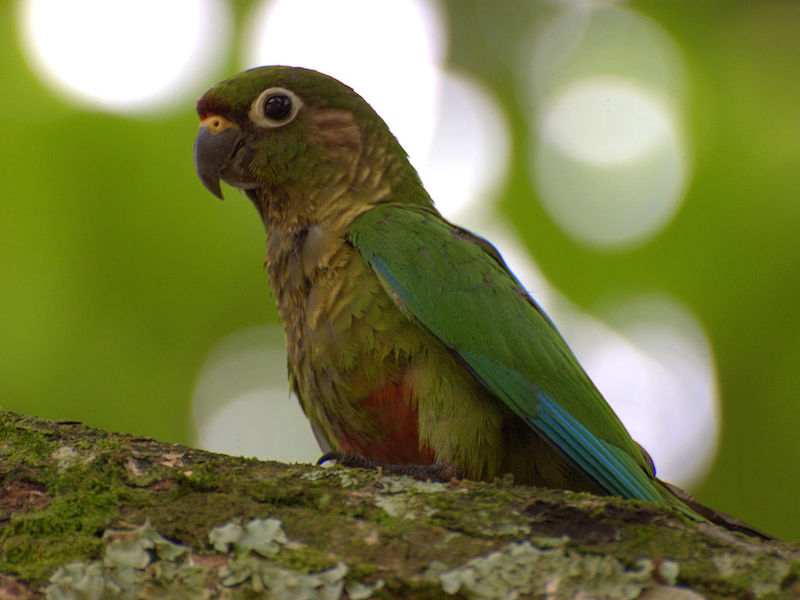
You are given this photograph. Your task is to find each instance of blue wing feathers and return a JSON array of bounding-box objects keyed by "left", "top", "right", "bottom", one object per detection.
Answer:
[
  {"left": 460, "top": 351, "right": 541, "bottom": 420},
  {"left": 535, "top": 392, "right": 662, "bottom": 502}
]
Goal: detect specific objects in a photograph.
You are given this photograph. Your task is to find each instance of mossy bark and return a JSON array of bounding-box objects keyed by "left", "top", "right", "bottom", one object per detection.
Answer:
[{"left": 1, "top": 409, "right": 798, "bottom": 599}]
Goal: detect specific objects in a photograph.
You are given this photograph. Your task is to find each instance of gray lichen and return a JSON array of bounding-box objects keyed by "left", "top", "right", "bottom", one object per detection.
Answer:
[
  {"left": 44, "top": 517, "right": 384, "bottom": 600},
  {"left": 374, "top": 475, "right": 448, "bottom": 519},
  {"left": 436, "top": 539, "right": 656, "bottom": 599},
  {"left": 46, "top": 520, "right": 201, "bottom": 600},
  {"left": 209, "top": 517, "right": 288, "bottom": 557},
  {"left": 220, "top": 558, "right": 349, "bottom": 599}
]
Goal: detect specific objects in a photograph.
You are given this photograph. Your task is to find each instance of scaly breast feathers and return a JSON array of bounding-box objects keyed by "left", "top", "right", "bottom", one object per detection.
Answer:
[{"left": 273, "top": 226, "right": 434, "bottom": 464}]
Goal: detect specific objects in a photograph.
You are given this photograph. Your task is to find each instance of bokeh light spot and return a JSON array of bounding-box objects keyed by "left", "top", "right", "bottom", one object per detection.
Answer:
[
  {"left": 417, "top": 72, "right": 510, "bottom": 220},
  {"left": 244, "top": 0, "right": 444, "bottom": 164},
  {"left": 533, "top": 83, "right": 687, "bottom": 247},
  {"left": 541, "top": 78, "right": 672, "bottom": 166},
  {"left": 519, "top": 3, "right": 689, "bottom": 248},
  {"left": 192, "top": 326, "right": 320, "bottom": 462},
  {"left": 18, "top": 0, "right": 231, "bottom": 112},
  {"left": 522, "top": 3, "right": 686, "bottom": 107}
]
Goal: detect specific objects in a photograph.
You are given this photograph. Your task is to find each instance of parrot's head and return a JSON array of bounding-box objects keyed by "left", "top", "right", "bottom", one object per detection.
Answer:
[{"left": 193, "top": 66, "right": 422, "bottom": 223}]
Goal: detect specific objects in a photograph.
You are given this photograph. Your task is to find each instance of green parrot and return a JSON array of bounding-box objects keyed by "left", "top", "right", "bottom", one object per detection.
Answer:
[{"left": 193, "top": 66, "right": 766, "bottom": 538}]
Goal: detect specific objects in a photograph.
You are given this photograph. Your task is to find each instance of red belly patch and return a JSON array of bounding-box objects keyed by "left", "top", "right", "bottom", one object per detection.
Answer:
[{"left": 336, "top": 378, "right": 435, "bottom": 465}]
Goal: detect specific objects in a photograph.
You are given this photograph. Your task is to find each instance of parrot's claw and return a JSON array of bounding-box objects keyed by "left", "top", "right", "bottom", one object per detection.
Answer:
[
  {"left": 317, "top": 451, "right": 380, "bottom": 470},
  {"left": 317, "top": 452, "right": 458, "bottom": 482}
]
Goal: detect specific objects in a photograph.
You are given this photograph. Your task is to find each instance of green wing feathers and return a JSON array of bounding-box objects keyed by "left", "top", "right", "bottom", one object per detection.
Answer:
[{"left": 348, "top": 204, "right": 675, "bottom": 506}]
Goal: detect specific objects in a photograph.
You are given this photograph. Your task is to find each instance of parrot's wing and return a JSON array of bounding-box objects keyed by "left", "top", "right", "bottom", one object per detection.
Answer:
[{"left": 348, "top": 204, "right": 663, "bottom": 503}]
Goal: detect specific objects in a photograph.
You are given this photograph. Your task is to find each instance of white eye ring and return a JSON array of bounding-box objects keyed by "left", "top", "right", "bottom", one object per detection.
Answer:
[{"left": 249, "top": 87, "right": 303, "bottom": 128}]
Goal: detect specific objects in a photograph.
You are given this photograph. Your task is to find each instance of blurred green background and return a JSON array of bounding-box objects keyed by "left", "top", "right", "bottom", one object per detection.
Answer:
[{"left": 2, "top": 0, "right": 799, "bottom": 540}]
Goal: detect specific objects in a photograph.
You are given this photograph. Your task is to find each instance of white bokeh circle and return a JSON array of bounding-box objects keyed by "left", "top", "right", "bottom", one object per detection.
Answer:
[
  {"left": 533, "top": 77, "right": 688, "bottom": 247},
  {"left": 519, "top": 3, "right": 689, "bottom": 248},
  {"left": 243, "top": 0, "right": 445, "bottom": 166},
  {"left": 541, "top": 78, "right": 674, "bottom": 166},
  {"left": 192, "top": 326, "right": 320, "bottom": 463},
  {"left": 417, "top": 72, "right": 510, "bottom": 220},
  {"left": 18, "top": 0, "right": 231, "bottom": 111}
]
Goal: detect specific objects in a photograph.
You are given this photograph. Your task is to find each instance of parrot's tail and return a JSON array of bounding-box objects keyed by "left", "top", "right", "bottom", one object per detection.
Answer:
[{"left": 658, "top": 479, "right": 773, "bottom": 540}]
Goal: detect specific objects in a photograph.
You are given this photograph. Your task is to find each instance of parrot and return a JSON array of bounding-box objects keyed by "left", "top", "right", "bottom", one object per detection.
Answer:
[{"left": 193, "top": 66, "right": 768, "bottom": 538}]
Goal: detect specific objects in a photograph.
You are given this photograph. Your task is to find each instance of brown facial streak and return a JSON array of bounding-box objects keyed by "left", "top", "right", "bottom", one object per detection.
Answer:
[{"left": 308, "top": 108, "right": 361, "bottom": 149}]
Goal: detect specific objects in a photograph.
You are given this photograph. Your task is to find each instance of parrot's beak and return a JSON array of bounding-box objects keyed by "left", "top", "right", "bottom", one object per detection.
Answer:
[{"left": 194, "top": 115, "right": 259, "bottom": 199}]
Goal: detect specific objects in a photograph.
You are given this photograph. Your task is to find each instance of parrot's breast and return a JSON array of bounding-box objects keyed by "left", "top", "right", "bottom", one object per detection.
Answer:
[{"left": 266, "top": 220, "right": 435, "bottom": 462}]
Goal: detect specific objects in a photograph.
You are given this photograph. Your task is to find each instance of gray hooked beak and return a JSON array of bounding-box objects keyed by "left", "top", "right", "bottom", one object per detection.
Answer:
[{"left": 193, "top": 116, "right": 243, "bottom": 200}]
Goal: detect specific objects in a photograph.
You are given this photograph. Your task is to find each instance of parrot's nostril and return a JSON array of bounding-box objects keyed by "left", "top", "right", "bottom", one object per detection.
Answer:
[{"left": 200, "top": 115, "right": 234, "bottom": 133}]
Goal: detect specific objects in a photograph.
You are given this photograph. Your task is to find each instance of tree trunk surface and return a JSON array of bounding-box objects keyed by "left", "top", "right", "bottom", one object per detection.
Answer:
[{"left": 1, "top": 409, "right": 798, "bottom": 599}]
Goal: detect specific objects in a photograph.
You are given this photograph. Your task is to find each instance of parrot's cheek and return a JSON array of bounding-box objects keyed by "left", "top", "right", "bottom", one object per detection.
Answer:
[{"left": 219, "top": 143, "right": 261, "bottom": 193}]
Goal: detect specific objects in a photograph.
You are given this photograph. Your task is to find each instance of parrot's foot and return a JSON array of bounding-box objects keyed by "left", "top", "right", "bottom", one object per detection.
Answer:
[{"left": 317, "top": 452, "right": 458, "bottom": 482}]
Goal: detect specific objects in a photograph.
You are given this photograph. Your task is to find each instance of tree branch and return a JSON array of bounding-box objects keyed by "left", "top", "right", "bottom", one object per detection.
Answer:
[{"left": 1, "top": 410, "right": 798, "bottom": 599}]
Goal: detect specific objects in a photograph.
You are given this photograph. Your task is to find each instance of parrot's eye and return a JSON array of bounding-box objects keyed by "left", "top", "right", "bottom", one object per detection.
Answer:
[
  {"left": 264, "top": 95, "right": 291, "bottom": 120},
  {"left": 249, "top": 86, "right": 303, "bottom": 128}
]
